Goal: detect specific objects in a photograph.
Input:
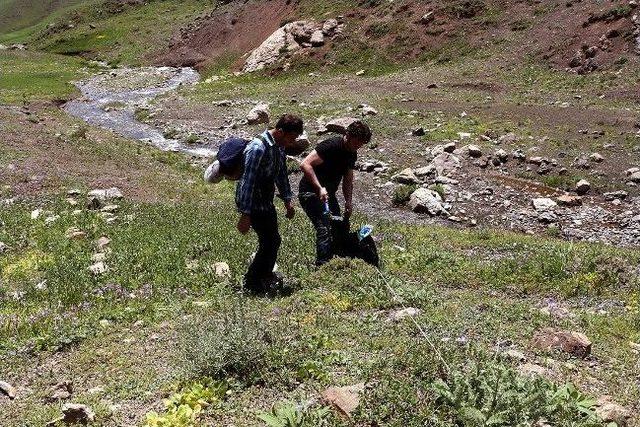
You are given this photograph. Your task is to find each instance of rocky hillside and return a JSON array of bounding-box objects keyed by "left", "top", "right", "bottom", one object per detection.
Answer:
[{"left": 2, "top": 0, "right": 640, "bottom": 74}]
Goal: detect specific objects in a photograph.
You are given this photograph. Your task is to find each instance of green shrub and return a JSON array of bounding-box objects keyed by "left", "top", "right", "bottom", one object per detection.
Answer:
[
  {"left": 432, "top": 358, "right": 603, "bottom": 426},
  {"left": 257, "top": 401, "right": 332, "bottom": 427},
  {"left": 392, "top": 184, "right": 416, "bottom": 206}
]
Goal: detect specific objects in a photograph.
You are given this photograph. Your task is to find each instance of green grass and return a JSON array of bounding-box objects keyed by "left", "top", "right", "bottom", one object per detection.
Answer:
[
  {"left": 0, "top": 0, "right": 85, "bottom": 34},
  {"left": 0, "top": 50, "right": 87, "bottom": 104}
]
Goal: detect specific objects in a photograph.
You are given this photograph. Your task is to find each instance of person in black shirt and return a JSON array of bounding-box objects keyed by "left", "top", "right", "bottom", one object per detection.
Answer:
[{"left": 299, "top": 120, "right": 372, "bottom": 266}]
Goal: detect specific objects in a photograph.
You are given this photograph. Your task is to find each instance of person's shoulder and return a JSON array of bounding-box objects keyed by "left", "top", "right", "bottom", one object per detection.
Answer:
[
  {"left": 246, "top": 137, "right": 267, "bottom": 153},
  {"left": 318, "top": 135, "right": 342, "bottom": 150}
]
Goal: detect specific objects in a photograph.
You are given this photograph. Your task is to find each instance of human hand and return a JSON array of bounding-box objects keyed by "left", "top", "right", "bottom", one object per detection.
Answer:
[
  {"left": 285, "top": 201, "right": 295, "bottom": 219},
  {"left": 318, "top": 187, "right": 328, "bottom": 203},
  {"left": 237, "top": 214, "right": 251, "bottom": 234},
  {"left": 344, "top": 202, "right": 353, "bottom": 219}
]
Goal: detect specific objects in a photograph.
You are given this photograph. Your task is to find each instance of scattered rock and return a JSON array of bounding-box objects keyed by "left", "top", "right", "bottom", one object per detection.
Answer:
[
  {"left": 62, "top": 403, "right": 95, "bottom": 425},
  {"left": 503, "top": 349, "right": 527, "bottom": 362},
  {"left": 494, "top": 149, "right": 508, "bottom": 163},
  {"left": 412, "top": 127, "right": 425, "bottom": 136},
  {"left": 512, "top": 149, "right": 526, "bottom": 161},
  {"left": 420, "top": 11, "right": 435, "bottom": 25},
  {"left": 360, "top": 105, "right": 378, "bottom": 116},
  {"left": 392, "top": 168, "right": 420, "bottom": 185},
  {"left": 595, "top": 396, "right": 631, "bottom": 426},
  {"left": 0, "top": 381, "right": 16, "bottom": 399},
  {"left": 89, "top": 262, "right": 108, "bottom": 275},
  {"left": 310, "top": 30, "right": 325, "bottom": 47},
  {"left": 322, "top": 19, "right": 339, "bottom": 36},
  {"left": 0, "top": 241, "right": 7, "bottom": 253},
  {"left": 321, "top": 383, "right": 365, "bottom": 418},
  {"left": 589, "top": 152, "right": 604, "bottom": 163},
  {"left": 66, "top": 228, "right": 87, "bottom": 240},
  {"left": 408, "top": 188, "right": 446, "bottom": 216},
  {"left": 532, "top": 198, "right": 557, "bottom": 212},
  {"left": 628, "top": 171, "right": 640, "bottom": 183},
  {"left": 213, "top": 262, "right": 230, "bottom": 277},
  {"left": 603, "top": 190, "right": 628, "bottom": 201},
  {"left": 556, "top": 195, "right": 582, "bottom": 207},
  {"left": 443, "top": 142, "right": 456, "bottom": 153},
  {"left": 430, "top": 152, "right": 461, "bottom": 176},
  {"left": 388, "top": 307, "right": 422, "bottom": 321},
  {"left": 95, "top": 236, "right": 111, "bottom": 251},
  {"left": 246, "top": 103, "right": 270, "bottom": 125},
  {"left": 88, "top": 187, "right": 123, "bottom": 202},
  {"left": 517, "top": 363, "right": 547, "bottom": 377},
  {"left": 530, "top": 327, "right": 592, "bottom": 359},
  {"left": 324, "top": 117, "right": 358, "bottom": 134},
  {"left": 466, "top": 145, "right": 482, "bottom": 158},
  {"left": 575, "top": 179, "right": 591, "bottom": 195},
  {"left": 47, "top": 381, "right": 73, "bottom": 402}
]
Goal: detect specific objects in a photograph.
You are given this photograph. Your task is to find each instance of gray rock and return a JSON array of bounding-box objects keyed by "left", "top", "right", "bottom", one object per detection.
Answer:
[
  {"left": 595, "top": 396, "right": 632, "bottom": 426},
  {"left": 322, "top": 19, "right": 339, "bottom": 36},
  {"left": 388, "top": 307, "right": 422, "bottom": 321},
  {"left": 443, "top": 142, "right": 456, "bottom": 153},
  {"left": 392, "top": 168, "right": 420, "bottom": 185},
  {"left": 246, "top": 103, "right": 270, "bottom": 125},
  {"left": 532, "top": 198, "right": 557, "bottom": 212},
  {"left": 530, "top": 327, "right": 591, "bottom": 359},
  {"left": 62, "top": 403, "right": 95, "bottom": 425},
  {"left": 494, "top": 149, "right": 508, "bottom": 162},
  {"left": 589, "top": 152, "right": 604, "bottom": 162},
  {"left": 408, "top": 188, "right": 446, "bottom": 216},
  {"left": 467, "top": 145, "right": 482, "bottom": 158},
  {"left": 87, "top": 187, "right": 123, "bottom": 202},
  {"left": 412, "top": 127, "right": 425, "bottom": 136},
  {"left": 310, "top": 30, "right": 325, "bottom": 47},
  {"left": 360, "top": 105, "right": 378, "bottom": 116},
  {"left": 512, "top": 149, "right": 526, "bottom": 161},
  {"left": 0, "top": 381, "right": 16, "bottom": 399},
  {"left": 603, "top": 190, "right": 628, "bottom": 201},
  {"left": 0, "top": 241, "right": 7, "bottom": 254},
  {"left": 420, "top": 11, "right": 435, "bottom": 24},
  {"left": 414, "top": 165, "right": 436, "bottom": 178},
  {"left": 556, "top": 195, "right": 582, "bottom": 207},
  {"left": 628, "top": 171, "right": 640, "bottom": 183},
  {"left": 430, "top": 152, "right": 461, "bottom": 176},
  {"left": 324, "top": 117, "right": 358, "bottom": 134},
  {"left": 575, "top": 179, "right": 591, "bottom": 195}
]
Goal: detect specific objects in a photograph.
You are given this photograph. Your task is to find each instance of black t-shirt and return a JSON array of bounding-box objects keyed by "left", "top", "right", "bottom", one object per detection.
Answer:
[{"left": 299, "top": 136, "right": 357, "bottom": 194}]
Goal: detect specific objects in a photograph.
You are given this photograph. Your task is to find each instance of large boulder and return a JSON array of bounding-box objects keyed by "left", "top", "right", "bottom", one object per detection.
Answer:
[
  {"left": 392, "top": 168, "right": 420, "bottom": 185},
  {"left": 530, "top": 327, "right": 592, "bottom": 359},
  {"left": 408, "top": 188, "right": 446, "bottom": 216},
  {"left": 243, "top": 24, "right": 301, "bottom": 72},
  {"left": 430, "top": 152, "right": 461, "bottom": 176},
  {"left": 323, "top": 117, "right": 359, "bottom": 134},
  {"left": 246, "top": 103, "right": 270, "bottom": 125}
]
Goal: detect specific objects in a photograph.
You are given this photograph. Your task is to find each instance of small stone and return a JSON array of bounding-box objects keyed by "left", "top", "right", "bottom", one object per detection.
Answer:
[
  {"left": 0, "top": 381, "right": 16, "bottom": 399},
  {"left": 66, "top": 227, "right": 87, "bottom": 240},
  {"left": 530, "top": 327, "right": 591, "bottom": 359},
  {"left": 408, "top": 188, "right": 446, "bottom": 216},
  {"left": 532, "top": 198, "right": 557, "bottom": 212},
  {"left": 95, "top": 236, "right": 110, "bottom": 251},
  {"left": 101, "top": 205, "right": 119, "bottom": 213},
  {"left": 503, "top": 349, "right": 527, "bottom": 362},
  {"left": 0, "top": 241, "right": 7, "bottom": 253},
  {"left": 467, "top": 145, "right": 482, "bottom": 158},
  {"left": 388, "top": 307, "right": 422, "bottom": 321},
  {"left": 494, "top": 149, "right": 508, "bottom": 162},
  {"left": 62, "top": 403, "right": 95, "bottom": 425},
  {"left": 47, "top": 381, "right": 73, "bottom": 402},
  {"left": 355, "top": 69, "right": 365, "bottom": 76},
  {"left": 360, "top": 105, "right": 378, "bottom": 116},
  {"left": 589, "top": 152, "right": 604, "bottom": 162},
  {"left": 213, "top": 262, "right": 230, "bottom": 277},
  {"left": 556, "top": 195, "right": 582, "bottom": 207},
  {"left": 87, "top": 187, "right": 123, "bottom": 202},
  {"left": 321, "top": 383, "right": 365, "bottom": 418},
  {"left": 89, "top": 262, "right": 108, "bottom": 275},
  {"left": 628, "top": 171, "right": 640, "bottom": 183},
  {"left": 443, "top": 142, "right": 456, "bottom": 153},
  {"left": 518, "top": 363, "right": 547, "bottom": 377},
  {"left": 412, "top": 127, "right": 425, "bottom": 136},
  {"left": 595, "top": 396, "right": 631, "bottom": 426},
  {"left": 575, "top": 179, "right": 591, "bottom": 195},
  {"left": 310, "top": 30, "right": 325, "bottom": 47},
  {"left": 603, "top": 190, "right": 628, "bottom": 201},
  {"left": 512, "top": 149, "right": 526, "bottom": 161},
  {"left": 420, "top": 11, "right": 435, "bottom": 24}
]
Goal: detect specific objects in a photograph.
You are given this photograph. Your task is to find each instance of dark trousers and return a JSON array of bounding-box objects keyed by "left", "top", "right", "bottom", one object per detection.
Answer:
[
  {"left": 299, "top": 192, "right": 340, "bottom": 266},
  {"left": 245, "top": 207, "right": 281, "bottom": 290}
]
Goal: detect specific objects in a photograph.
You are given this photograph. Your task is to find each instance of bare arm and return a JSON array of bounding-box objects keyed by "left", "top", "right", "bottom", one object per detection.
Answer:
[
  {"left": 342, "top": 168, "right": 354, "bottom": 218},
  {"left": 300, "top": 150, "right": 328, "bottom": 201}
]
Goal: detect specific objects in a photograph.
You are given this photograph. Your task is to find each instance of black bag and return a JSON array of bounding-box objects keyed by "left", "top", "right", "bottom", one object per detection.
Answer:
[{"left": 329, "top": 217, "right": 380, "bottom": 267}]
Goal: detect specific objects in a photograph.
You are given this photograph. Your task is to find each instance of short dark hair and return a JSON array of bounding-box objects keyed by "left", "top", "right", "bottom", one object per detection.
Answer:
[
  {"left": 346, "top": 120, "right": 372, "bottom": 142},
  {"left": 275, "top": 114, "right": 303, "bottom": 135}
]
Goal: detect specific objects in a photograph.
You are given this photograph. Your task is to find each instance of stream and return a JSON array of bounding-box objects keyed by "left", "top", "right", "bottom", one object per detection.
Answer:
[{"left": 64, "top": 66, "right": 215, "bottom": 157}]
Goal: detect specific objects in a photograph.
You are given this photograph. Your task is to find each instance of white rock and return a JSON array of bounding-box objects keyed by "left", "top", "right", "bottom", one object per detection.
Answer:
[
  {"left": 575, "top": 179, "right": 591, "bottom": 195},
  {"left": 310, "top": 30, "right": 325, "bottom": 47},
  {"left": 388, "top": 307, "right": 422, "bottom": 321},
  {"left": 408, "top": 188, "right": 446, "bottom": 216},
  {"left": 89, "top": 261, "right": 108, "bottom": 275},
  {"left": 246, "top": 103, "right": 270, "bottom": 125},
  {"left": 532, "top": 198, "right": 557, "bottom": 212}
]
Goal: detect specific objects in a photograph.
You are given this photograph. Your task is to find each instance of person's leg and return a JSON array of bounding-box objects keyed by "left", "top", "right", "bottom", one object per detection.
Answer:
[
  {"left": 245, "top": 207, "right": 280, "bottom": 290},
  {"left": 328, "top": 193, "right": 341, "bottom": 217},
  {"left": 299, "top": 193, "right": 333, "bottom": 266}
]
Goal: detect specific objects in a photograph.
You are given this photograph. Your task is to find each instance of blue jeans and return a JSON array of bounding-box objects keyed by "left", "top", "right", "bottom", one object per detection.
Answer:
[{"left": 299, "top": 192, "right": 340, "bottom": 266}]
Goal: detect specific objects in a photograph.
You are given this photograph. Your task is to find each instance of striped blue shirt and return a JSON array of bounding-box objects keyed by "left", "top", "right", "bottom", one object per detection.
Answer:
[{"left": 235, "top": 130, "right": 293, "bottom": 214}]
